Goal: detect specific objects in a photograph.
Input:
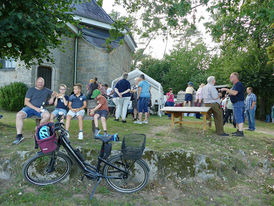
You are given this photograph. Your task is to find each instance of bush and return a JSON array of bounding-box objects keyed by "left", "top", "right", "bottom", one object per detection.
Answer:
[{"left": 0, "top": 82, "right": 28, "bottom": 111}]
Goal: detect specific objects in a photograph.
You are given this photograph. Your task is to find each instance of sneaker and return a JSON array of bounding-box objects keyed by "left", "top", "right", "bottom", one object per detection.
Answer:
[
  {"left": 143, "top": 120, "right": 148, "bottom": 124},
  {"left": 114, "top": 119, "right": 119, "bottom": 121},
  {"left": 13, "top": 135, "right": 24, "bottom": 145},
  {"left": 232, "top": 131, "right": 244, "bottom": 137},
  {"left": 133, "top": 118, "right": 137, "bottom": 121},
  {"left": 78, "top": 132, "right": 84, "bottom": 140},
  {"left": 232, "top": 130, "right": 239, "bottom": 135},
  {"left": 66, "top": 131, "right": 70, "bottom": 138},
  {"left": 94, "top": 129, "right": 101, "bottom": 136},
  {"left": 218, "top": 133, "right": 229, "bottom": 136},
  {"left": 122, "top": 120, "right": 126, "bottom": 123},
  {"left": 134, "top": 120, "right": 143, "bottom": 124}
]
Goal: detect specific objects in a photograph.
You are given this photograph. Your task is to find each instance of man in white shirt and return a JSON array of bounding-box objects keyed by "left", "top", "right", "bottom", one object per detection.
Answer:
[{"left": 202, "top": 76, "right": 229, "bottom": 136}]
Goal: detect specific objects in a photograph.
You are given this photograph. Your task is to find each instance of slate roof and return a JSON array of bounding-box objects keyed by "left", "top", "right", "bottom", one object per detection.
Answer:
[{"left": 71, "top": 0, "right": 114, "bottom": 25}]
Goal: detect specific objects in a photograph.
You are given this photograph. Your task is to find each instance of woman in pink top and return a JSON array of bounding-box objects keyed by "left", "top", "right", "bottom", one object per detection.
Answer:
[{"left": 166, "top": 88, "right": 175, "bottom": 118}]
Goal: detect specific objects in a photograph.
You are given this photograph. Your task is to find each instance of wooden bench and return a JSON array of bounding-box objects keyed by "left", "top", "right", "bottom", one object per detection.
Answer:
[{"left": 161, "top": 106, "right": 212, "bottom": 131}]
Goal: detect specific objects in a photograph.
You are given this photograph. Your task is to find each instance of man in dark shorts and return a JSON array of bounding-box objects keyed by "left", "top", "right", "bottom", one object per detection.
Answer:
[
  {"left": 14, "top": 77, "right": 56, "bottom": 144},
  {"left": 221, "top": 72, "right": 245, "bottom": 136},
  {"left": 89, "top": 89, "right": 109, "bottom": 136}
]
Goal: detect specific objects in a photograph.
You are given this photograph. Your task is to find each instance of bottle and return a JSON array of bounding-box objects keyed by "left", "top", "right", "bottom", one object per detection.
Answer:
[{"left": 40, "top": 102, "right": 45, "bottom": 113}]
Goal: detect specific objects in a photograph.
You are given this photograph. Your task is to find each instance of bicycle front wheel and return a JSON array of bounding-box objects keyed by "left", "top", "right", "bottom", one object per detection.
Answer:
[
  {"left": 103, "top": 155, "right": 149, "bottom": 193},
  {"left": 23, "top": 151, "right": 71, "bottom": 186}
]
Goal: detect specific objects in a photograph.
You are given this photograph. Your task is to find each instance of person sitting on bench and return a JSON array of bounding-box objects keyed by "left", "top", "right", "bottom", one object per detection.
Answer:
[{"left": 14, "top": 77, "right": 56, "bottom": 145}]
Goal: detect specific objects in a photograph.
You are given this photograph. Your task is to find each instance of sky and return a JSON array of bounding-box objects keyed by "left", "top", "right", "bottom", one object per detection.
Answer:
[{"left": 102, "top": 1, "right": 216, "bottom": 59}]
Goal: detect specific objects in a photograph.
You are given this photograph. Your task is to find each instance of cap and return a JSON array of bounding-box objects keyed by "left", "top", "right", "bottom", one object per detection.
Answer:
[
  {"left": 188, "top": 81, "right": 193, "bottom": 86},
  {"left": 91, "top": 89, "right": 101, "bottom": 98}
]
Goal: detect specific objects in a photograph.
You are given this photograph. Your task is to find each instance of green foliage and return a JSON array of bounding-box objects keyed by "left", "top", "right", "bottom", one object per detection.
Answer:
[
  {"left": 0, "top": 82, "right": 28, "bottom": 111},
  {"left": 112, "top": 0, "right": 208, "bottom": 66},
  {"left": 205, "top": 0, "right": 274, "bottom": 119},
  {"left": 140, "top": 43, "right": 210, "bottom": 93},
  {"left": 0, "top": 0, "right": 80, "bottom": 67}
]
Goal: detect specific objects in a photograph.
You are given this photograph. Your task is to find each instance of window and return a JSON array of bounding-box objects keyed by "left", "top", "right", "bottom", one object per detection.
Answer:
[{"left": 0, "top": 58, "right": 16, "bottom": 69}]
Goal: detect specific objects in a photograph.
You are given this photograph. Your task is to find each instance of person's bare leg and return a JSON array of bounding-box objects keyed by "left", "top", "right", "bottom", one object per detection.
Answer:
[
  {"left": 65, "top": 115, "right": 72, "bottom": 131},
  {"left": 16, "top": 111, "right": 26, "bottom": 134},
  {"left": 50, "top": 113, "right": 55, "bottom": 122},
  {"left": 238, "top": 123, "right": 243, "bottom": 131},
  {"left": 138, "top": 112, "right": 143, "bottom": 122},
  {"left": 101, "top": 117, "right": 107, "bottom": 131},
  {"left": 189, "top": 101, "right": 192, "bottom": 107},
  {"left": 134, "top": 108, "right": 137, "bottom": 119},
  {"left": 77, "top": 115, "right": 83, "bottom": 131},
  {"left": 94, "top": 114, "right": 99, "bottom": 128},
  {"left": 144, "top": 112, "right": 148, "bottom": 121},
  {"left": 40, "top": 112, "right": 50, "bottom": 125}
]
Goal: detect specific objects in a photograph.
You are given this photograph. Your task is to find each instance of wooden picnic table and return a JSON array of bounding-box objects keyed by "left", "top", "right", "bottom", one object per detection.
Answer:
[{"left": 161, "top": 106, "right": 212, "bottom": 131}]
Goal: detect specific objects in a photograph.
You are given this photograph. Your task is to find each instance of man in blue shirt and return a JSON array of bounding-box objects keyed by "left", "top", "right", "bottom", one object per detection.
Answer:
[
  {"left": 14, "top": 77, "right": 56, "bottom": 144},
  {"left": 245, "top": 87, "right": 256, "bottom": 131},
  {"left": 134, "top": 74, "right": 151, "bottom": 124},
  {"left": 221, "top": 72, "right": 245, "bottom": 136},
  {"left": 65, "top": 83, "right": 87, "bottom": 140},
  {"left": 114, "top": 73, "right": 131, "bottom": 123}
]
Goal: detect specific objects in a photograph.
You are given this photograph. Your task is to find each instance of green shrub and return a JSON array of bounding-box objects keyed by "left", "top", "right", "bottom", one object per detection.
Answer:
[{"left": 0, "top": 82, "right": 28, "bottom": 111}]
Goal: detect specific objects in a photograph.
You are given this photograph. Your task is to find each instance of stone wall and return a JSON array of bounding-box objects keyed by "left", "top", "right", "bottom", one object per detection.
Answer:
[
  {"left": 76, "top": 38, "right": 132, "bottom": 93},
  {"left": 0, "top": 37, "right": 133, "bottom": 95},
  {"left": 0, "top": 37, "right": 75, "bottom": 93},
  {"left": 0, "top": 62, "right": 35, "bottom": 88},
  {"left": 51, "top": 37, "right": 75, "bottom": 93}
]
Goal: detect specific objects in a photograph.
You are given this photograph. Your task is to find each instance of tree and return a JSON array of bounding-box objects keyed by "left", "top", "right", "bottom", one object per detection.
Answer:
[
  {"left": 112, "top": 0, "right": 210, "bottom": 65},
  {"left": 205, "top": 0, "right": 274, "bottom": 119},
  {"left": 140, "top": 42, "right": 210, "bottom": 93},
  {"left": 0, "top": 0, "right": 79, "bottom": 67}
]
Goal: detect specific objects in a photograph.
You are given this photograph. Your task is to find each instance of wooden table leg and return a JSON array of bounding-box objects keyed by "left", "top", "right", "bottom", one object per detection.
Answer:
[
  {"left": 171, "top": 113, "right": 174, "bottom": 128},
  {"left": 203, "top": 113, "right": 207, "bottom": 131},
  {"left": 179, "top": 113, "right": 183, "bottom": 127}
]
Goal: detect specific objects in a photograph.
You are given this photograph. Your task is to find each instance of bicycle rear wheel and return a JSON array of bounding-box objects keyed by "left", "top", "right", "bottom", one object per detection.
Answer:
[
  {"left": 23, "top": 151, "right": 71, "bottom": 186},
  {"left": 103, "top": 154, "right": 149, "bottom": 193}
]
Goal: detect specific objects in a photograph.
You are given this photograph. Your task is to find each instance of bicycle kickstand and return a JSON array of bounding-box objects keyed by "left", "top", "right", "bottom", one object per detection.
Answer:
[{"left": 89, "top": 177, "right": 102, "bottom": 200}]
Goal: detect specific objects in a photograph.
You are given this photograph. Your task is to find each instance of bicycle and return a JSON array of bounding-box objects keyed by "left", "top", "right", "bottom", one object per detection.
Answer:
[{"left": 22, "top": 114, "right": 149, "bottom": 200}]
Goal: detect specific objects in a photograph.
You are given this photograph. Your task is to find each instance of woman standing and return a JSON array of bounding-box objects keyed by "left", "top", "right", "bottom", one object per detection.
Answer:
[{"left": 166, "top": 88, "right": 175, "bottom": 119}]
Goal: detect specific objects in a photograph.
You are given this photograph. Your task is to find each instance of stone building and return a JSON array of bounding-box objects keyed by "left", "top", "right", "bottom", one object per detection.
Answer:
[{"left": 0, "top": 0, "right": 136, "bottom": 93}]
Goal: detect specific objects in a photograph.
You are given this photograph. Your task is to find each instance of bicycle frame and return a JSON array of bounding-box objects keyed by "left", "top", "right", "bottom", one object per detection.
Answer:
[{"left": 55, "top": 126, "right": 128, "bottom": 181}]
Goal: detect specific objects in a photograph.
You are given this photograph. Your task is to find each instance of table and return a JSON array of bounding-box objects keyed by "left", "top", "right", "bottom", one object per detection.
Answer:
[{"left": 161, "top": 106, "right": 212, "bottom": 131}]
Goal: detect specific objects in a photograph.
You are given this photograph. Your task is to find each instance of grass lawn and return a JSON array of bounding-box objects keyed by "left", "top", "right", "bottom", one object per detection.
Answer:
[{"left": 0, "top": 109, "right": 273, "bottom": 206}]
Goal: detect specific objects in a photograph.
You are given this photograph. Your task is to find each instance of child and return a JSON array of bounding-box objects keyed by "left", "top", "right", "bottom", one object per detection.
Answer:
[
  {"left": 184, "top": 82, "right": 195, "bottom": 107},
  {"left": 50, "top": 84, "right": 69, "bottom": 123},
  {"left": 89, "top": 89, "right": 109, "bottom": 136},
  {"left": 65, "top": 83, "right": 87, "bottom": 140}
]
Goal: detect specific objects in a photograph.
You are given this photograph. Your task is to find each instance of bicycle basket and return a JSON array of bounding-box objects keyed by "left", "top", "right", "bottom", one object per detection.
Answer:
[
  {"left": 121, "top": 134, "right": 146, "bottom": 160},
  {"left": 35, "top": 122, "right": 57, "bottom": 154}
]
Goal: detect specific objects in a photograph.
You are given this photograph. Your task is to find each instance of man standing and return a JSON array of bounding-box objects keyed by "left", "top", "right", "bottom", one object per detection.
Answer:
[
  {"left": 14, "top": 77, "right": 56, "bottom": 144},
  {"left": 202, "top": 76, "right": 229, "bottom": 136},
  {"left": 245, "top": 87, "right": 256, "bottom": 131},
  {"left": 221, "top": 72, "right": 245, "bottom": 136},
  {"left": 114, "top": 72, "right": 131, "bottom": 123}
]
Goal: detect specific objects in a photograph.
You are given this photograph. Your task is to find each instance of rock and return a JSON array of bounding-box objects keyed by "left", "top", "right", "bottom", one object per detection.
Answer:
[{"left": 0, "top": 160, "right": 12, "bottom": 180}]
